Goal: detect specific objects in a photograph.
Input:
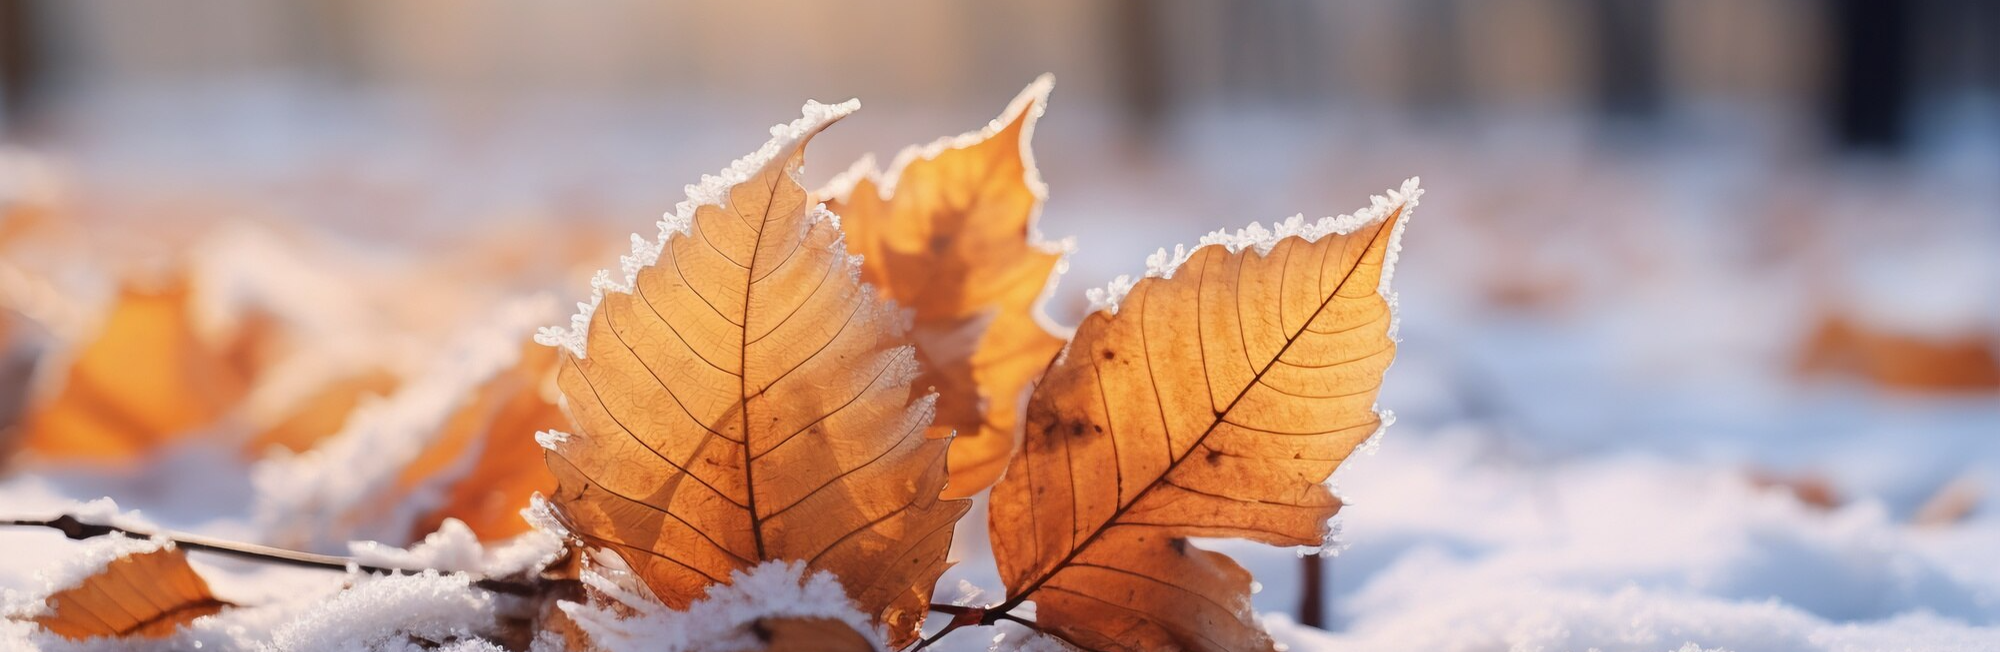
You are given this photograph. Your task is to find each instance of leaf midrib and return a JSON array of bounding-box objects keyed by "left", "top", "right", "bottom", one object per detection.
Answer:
[
  {"left": 739, "top": 163, "right": 790, "bottom": 561},
  {"left": 997, "top": 216, "right": 1392, "bottom": 615}
]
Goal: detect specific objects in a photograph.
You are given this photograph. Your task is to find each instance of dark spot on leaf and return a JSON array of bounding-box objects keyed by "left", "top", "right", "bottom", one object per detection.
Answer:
[{"left": 1168, "top": 538, "right": 1189, "bottom": 555}]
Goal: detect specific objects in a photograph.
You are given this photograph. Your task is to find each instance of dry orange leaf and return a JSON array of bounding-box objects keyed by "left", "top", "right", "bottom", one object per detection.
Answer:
[
  {"left": 31, "top": 544, "right": 228, "bottom": 640},
  {"left": 400, "top": 342, "right": 567, "bottom": 541},
  {"left": 243, "top": 368, "right": 401, "bottom": 456},
  {"left": 16, "top": 279, "right": 256, "bottom": 462},
  {"left": 748, "top": 617, "right": 875, "bottom": 652},
  {"left": 1796, "top": 313, "right": 2000, "bottom": 393},
  {"left": 538, "top": 102, "right": 968, "bottom": 647},
  {"left": 820, "top": 76, "right": 1069, "bottom": 498},
  {"left": 987, "top": 181, "right": 1419, "bottom": 652}
]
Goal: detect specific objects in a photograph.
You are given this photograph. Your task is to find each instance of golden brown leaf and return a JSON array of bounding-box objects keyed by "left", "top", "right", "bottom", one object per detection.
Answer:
[
  {"left": 17, "top": 279, "right": 255, "bottom": 462},
  {"left": 243, "top": 368, "right": 402, "bottom": 456},
  {"left": 400, "top": 342, "right": 567, "bottom": 541},
  {"left": 988, "top": 181, "right": 1420, "bottom": 652},
  {"left": 820, "top": 77, "right": 1069, "bottom": 498},
  {"left": 31, "top": 545, "right": 228, "bottom": 640},
  {"left": 1796, "top": 312, "right": 2000, "bottom": 393},
  {"left": 748, "top": 617, "right": 875, "bottom": 652},
  {"left": 539, "top": 102, "right": 968, "bottom": 647}
]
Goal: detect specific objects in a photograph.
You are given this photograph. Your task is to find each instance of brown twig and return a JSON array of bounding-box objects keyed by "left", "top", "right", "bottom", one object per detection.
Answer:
[
  {"left": 916, "top": 602, "right": 1048, "bottom": 650},
  {"left": 1299, "top": 553, "right": 1326, "bottom": 628},
  {"left": 2, "top": 514, "right": 543, "bottom": 596}
]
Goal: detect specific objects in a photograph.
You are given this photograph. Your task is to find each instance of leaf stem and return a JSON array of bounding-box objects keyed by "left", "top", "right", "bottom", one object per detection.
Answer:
[{"left": 918, "top": 602, "right": 1046, "bottom": 649}]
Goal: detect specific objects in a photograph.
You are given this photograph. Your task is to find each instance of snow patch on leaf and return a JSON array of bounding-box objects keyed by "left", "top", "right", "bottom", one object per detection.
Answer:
[
  {"left": 63, "top": 497, "right": 161, "bottom": 535},
  {"left": 561, "top": 560, "right": 882, "bottom": 652},
  {"left": 537, "top": 99, "right": 861, "bottom": 358},
  {"left": 3, "top": 533, "right": 168, "bottom": 621}
]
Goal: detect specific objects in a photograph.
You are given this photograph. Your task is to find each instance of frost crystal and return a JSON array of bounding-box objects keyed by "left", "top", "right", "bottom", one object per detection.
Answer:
[
  {"left": 266, "top": 572, "right": 500, "bottom": 652},
  {"left": 1088, "top": 177, "right": 1422, "bottom": 316},
  {"left": 821, "top": 73, "right": 1053, "bottom": 205},
  {"left": 538, "top": 99, "right": 861, "bottom": 358},
  {"left": 561, "top": 560, "right": 883, "bottom": 652}
]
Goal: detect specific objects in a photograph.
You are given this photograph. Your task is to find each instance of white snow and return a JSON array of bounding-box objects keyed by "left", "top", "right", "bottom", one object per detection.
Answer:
[
  {"left": 536, "top": 99, "right": 861, "bottom": 359},
  {"left": 348, "top": 518, "right": 563, "bottom": 578},
  {"left": 265, "top": 571, "right": 502, "bottom": 652},
  {"left": 561, "top": 560, "right": 884, "bottom": 652}
]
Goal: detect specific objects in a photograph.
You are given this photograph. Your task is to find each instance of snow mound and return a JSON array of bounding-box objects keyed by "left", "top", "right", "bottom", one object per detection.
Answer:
[{"left": 266, "top": 571, "right": 501, "bottom": 652}]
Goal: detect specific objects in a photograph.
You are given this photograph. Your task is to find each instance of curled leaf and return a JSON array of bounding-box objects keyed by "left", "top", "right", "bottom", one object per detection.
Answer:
[
  {"left": 988, "top": 180, "right": 1419, "bottom": 652},
  {"left": 30, "top": 544, "right": 228, "bottom": 640},
  {"left": 821, "top": 76, "right": 1069, "bottom": 498},
  {"left": 400, "top": 342, "right": 568, "bottom": 541},
  {"left": 538, "top": 101, "right": 968, "bottom": 646}
]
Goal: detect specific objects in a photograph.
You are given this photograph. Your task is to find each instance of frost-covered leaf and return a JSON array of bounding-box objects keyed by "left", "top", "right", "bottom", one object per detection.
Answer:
[
  {"left": 818, "top": 76, "right": 1069, "bottom": 498},
  {"left": 17, "top": 538, "right": 227, "bottom": 640},
  {"left": 537, "top": 101, "right": 967, "bottom": 647},
  {"left": 13, "top": 278, "right": 259, "bottom": 463},
  {"left": 987, "top": 180, "right": 1419, "bottom": 652},
  {"left": 255, "top": 299, "right": 560, "bottom": 549},
  {"left": 397, "top": 342, "right": 568, "bottom": 542},
  {"left": 243, "top": 367, "right": 401, "bottom": 456}
]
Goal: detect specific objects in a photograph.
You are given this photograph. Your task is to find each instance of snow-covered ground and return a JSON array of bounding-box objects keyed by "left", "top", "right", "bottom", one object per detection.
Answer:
[{"left": 4, "top": 89, "right": 1998, "bottom": 650}]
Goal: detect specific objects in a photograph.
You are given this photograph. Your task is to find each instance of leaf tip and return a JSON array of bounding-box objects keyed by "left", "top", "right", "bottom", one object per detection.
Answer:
[{"left": 1085, "top": 177, "right": 1424, "bottom": 320}]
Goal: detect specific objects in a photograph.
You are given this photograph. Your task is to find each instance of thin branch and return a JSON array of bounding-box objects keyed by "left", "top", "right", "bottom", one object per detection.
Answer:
[
  {"left": 2, "top": 514, "right": 544, "bottom": 596},
  {"left": 913, "top": 603, "right": 987, "bottom": 651},
  {"left": 925, "top": 603, "right": 982, "bottom": 617},
  {"left": 915, "top": 602, "right": 1049, "bottom": 649}
]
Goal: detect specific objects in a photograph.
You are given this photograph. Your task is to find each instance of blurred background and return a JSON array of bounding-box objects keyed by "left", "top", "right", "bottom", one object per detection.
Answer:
[{"left": 2, "top": 1, "right": 1998, "bottom": 648}]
